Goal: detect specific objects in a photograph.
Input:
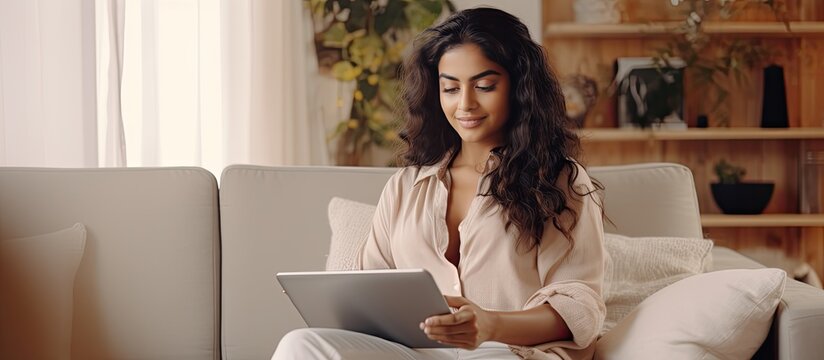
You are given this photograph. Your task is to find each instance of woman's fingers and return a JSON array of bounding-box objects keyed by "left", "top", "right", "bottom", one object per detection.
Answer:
[
  {"left": 422, "top": 306, "right": 480, "bottom": 348},
  {"left": 421, "top": 320, "right": 476, "bottom": 336},
  {"left": 423, "top": 307, "right": 475, "bottom": 326},
  {"left": 421, "top": 296, "right": 488, "bottom": 350}
]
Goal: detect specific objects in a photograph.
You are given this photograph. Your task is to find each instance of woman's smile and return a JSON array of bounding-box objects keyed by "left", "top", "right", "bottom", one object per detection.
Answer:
[{"left": 456, "top": 115, "right": 487, "bottom": 129}]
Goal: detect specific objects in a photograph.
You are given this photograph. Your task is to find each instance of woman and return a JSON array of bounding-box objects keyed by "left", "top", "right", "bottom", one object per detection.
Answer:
[{"left": 274, "top": 7, "right": 605, "bottom": 360}]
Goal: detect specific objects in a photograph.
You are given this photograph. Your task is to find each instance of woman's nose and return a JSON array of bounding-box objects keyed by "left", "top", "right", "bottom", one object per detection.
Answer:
[{"left": 458, "top": 89, "right": 478, "bottom": 111}]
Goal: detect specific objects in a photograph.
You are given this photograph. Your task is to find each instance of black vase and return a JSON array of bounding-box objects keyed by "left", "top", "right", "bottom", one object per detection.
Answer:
[{"left": 760, "top": 64, "right": 789, "bottom": 128}]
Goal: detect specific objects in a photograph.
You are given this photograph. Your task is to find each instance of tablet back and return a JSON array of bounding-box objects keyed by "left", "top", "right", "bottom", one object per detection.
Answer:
[{"left": 276, "top": 269, "right": 452, "bottom": 348}]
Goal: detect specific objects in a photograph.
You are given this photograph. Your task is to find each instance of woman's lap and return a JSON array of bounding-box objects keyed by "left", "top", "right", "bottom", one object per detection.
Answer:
[{"left": 271, "top": 328, "right": 520, "bottom": 360}]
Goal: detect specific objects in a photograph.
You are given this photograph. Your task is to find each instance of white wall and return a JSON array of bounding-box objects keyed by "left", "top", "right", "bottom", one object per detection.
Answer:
[{"left": 451, "top": 0, "right": 542, "bottom": 43}]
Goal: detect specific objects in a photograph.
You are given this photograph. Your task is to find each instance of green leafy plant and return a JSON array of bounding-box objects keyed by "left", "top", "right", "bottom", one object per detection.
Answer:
[
  {"left": 308, "top": 0, "right": 454, "bottom": 165},
  {"left": 714, "top": 159, "right": 747, "bottom": 184},
  {"left": 654, "top": 0, "right": 788, "bottom": 126}
]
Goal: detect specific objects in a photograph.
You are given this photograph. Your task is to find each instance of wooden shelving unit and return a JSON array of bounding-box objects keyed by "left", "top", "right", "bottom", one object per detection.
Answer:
[
  {"left": 702, "top": 214, "right": 824, "bottom": 227},
  {"left": 577, "top": 128, "right": 824, "bottom": 142},
  {"left": 543, "top": 0, "right": 824, "bottom": 279},
  {"left": 545, "top": 21, "right": 824, "bottom": 38}
]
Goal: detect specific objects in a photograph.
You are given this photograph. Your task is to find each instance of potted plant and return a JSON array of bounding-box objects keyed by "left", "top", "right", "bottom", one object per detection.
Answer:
[
  {"left": 710, "top": 159, "right": 774, "bottom": 214},
  {"left": 308, "top": 0, "right": 454, "bottom": 165}
]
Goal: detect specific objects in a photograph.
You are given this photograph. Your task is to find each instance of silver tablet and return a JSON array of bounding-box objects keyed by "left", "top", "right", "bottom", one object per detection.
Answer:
[{"left": 276, "top": 268, "right": 453, "bottom": 348}]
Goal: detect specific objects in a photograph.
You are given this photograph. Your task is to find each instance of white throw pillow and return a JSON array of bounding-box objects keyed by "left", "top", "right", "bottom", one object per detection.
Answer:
[
  {"left": 595, "top": 268, "right": 786, "bottom": 360},
  {"left": 602, "top": 233, "right": 713, "bottom": 333},
  {"left": 0, "top": 223, "right": 87, "bottom": 360},
  {"left": 326, "top": 197, "right": 376, "bottom": 271}
]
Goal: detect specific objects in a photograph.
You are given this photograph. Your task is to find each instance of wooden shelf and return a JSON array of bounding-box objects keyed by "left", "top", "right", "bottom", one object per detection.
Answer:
[
  {"left": 545, "top": 21, "right": 824, "bottom": 38},
  {"left": 577, "top": 128, "right": 824, "bottom": 142},
  {"left": 702, "top": 214, "right": 824, "bottom": 227}
]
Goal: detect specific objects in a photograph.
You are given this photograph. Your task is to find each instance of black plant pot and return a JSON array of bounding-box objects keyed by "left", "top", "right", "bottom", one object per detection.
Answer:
[{"left": 711, "top": 182, "right": 775, "bottom": 215}]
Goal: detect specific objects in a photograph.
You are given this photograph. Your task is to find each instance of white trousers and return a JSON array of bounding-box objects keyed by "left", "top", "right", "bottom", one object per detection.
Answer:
[{"left": 271, "top": 328, "right": 521, "bottom": 360}]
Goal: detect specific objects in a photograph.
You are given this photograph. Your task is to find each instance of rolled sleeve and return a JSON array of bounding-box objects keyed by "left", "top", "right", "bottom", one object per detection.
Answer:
[
  {"left": 525, "top": 282, "right": 606, "bottom": 348},
  {"left": 525, "top": 168, "right": 607, "bottom": 353}
]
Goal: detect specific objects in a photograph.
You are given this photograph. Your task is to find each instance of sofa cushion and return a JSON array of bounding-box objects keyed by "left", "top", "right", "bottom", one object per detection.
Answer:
[
  {"left": 220, "top": 165, "right": 396, "bottom": 360},
  {"left": 327, "top": 197, "right": 376, "bottom": 271},
  {"left": 595, "top": 268, "right": 786, "bottom": 360},
  {"left": 0, "top": 167, "right": 220, "bottom": 359},
  {"left": 602, "top": 233, "right": 713, "bottom": 333},
  {"left": 592, "top": 163, "right": 703, "bottom": 238},
  {"left": 0, "top": 223, "right": 86, "bottom": 360}
]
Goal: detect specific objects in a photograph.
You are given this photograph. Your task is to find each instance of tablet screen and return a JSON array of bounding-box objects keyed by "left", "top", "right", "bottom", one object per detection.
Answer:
[{"left": 276, "top": 269, "right": 453, "bottom": 348}]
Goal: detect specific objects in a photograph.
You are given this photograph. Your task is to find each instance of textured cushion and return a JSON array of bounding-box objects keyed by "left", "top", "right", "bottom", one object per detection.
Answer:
[
  {"left": 602, "top": 233, "right": 713, "bottom": 333},
  {"left": 326, "top": 197, "right": 377, "bottom": 270},
  {"left": 596, "top": 268, "right": 786, "bottom": 360},
  {"left": 0, "top": 223, "right": 86, "bottom": 360}
]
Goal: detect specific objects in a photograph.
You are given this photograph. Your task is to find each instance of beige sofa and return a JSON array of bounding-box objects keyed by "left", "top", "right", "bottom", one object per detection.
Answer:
[{"left": 1, "top": 163, "right": 822, "bottom": 359}]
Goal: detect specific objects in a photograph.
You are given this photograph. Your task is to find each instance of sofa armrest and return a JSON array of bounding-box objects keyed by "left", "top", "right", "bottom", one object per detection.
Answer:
[
  {"left": 754, "top": 279, "right": 824, "bottom": 360},
  {"left": 711, "top": 247, "right": 824, "bottom": 360}
]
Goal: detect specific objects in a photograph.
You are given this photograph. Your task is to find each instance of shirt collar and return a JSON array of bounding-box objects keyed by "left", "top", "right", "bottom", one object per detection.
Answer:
[
  {"left": 413, "top": 152, "right": 454, "bottom": 186},
  {"left": 412, "top": 150, "right": 499, "bottom": 186}
]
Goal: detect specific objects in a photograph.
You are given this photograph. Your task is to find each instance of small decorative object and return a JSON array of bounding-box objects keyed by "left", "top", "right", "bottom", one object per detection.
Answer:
[
  {"left": 800, "top": 150, "right": 824, "bottom": 214},
  {"left": 614, "top": 57, "right": 686, "bottom": 129},
  {"left": 573, "top": 0, "right": 621, "bottom": 24},
  {"left": 560, "top": 74, "right": 598, "bottom": 128},
  {"left": 696, "top": 114, "right": 709, "bottom": 128},
  {"left": 760, "top": 64, "right": 789, "bottom": 128},
  {"left": 710, "top": 159, "right": 774, "bottom": 214}
]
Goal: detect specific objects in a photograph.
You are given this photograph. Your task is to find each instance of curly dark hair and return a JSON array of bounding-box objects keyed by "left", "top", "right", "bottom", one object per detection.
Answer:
[{"left": 398, "top": 7, "right": 602, "bottom": 250}]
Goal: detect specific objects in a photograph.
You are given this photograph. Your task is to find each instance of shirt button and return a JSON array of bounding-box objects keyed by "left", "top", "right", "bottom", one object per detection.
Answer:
[{"left": 453, "top": 283, "right": 461, "bottom": 291}]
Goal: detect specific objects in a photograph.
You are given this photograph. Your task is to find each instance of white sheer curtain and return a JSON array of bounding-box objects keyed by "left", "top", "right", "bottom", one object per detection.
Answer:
[
  {"left": 96, "top": 0, "right": 329, "bottom": 176},
  {"left": 245, "top": 0, "right": 330, "bottom": 166},
  {"left": 2, "top": 0, "right": 332, "bottom": 170},
  {"left": 0, "top": 0, "right": 98, "bottom": 167},
  {"left": 95, "top": 0, "right": 126, "bottom": 167},
  {"left": 95, "top": 0, "right": 224, "bottom": 172}
]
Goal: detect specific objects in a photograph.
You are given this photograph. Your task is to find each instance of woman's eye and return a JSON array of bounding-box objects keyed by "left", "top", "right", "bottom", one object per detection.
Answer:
[
  {"left": 476, "top": 85, "right": 496, "bottom": 92},
  {"left": 443, "top": 87, "right": 459, "bottom": 94}
]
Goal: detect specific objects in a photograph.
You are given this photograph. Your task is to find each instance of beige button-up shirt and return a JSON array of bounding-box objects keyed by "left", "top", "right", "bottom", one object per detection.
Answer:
[{"left": 360, "top": 156, "right": 606, "bottom": 360}]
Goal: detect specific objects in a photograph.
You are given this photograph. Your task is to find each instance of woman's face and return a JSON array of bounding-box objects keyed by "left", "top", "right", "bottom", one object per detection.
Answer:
[{"left": 437, "top": 43, "right": 510, "bottom": 147}]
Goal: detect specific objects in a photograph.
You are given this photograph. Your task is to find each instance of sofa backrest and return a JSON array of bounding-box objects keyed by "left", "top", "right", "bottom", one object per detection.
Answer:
[
  {"left": 219, "top": 165, "right": 396, "bottom": 360},
  {"left": 218, "top": 162, "right": 703, "bottom": 360},
  {"left": 0, "top": 162, "right": 703, "bottom": 359},
  {"left": 0, "top": 167, "right": 220, "bottom": 360},
  {"left": 594, "top": 162, "right": 703, "bottom": 238}
]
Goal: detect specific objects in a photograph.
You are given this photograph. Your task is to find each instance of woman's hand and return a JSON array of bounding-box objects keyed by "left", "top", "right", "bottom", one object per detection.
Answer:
[{"left": 420, "top": 295, "right": 498, "bottom": 350}]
